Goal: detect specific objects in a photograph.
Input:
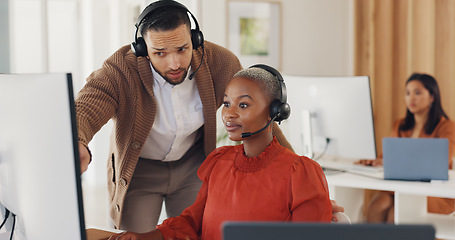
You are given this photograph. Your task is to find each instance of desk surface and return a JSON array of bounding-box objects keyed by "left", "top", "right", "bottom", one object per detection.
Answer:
[
  {"left": 321, "top": 160, "right": 455, "bottom": 239},
  {"left": 319, "top": 159, "right": 455, "bottom": 198},
  {"left": 325, "top": 170, "right": 455, "bottom": 198},
  {"left": 86, "top": 228, "right": 116, "bottom": 240}
]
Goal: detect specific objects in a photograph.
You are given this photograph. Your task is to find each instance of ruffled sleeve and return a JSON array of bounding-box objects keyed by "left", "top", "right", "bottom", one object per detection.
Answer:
[
  {"left": 289, "top": 155, "right": 332, "bottom": 222},
  {"left": 156, "top": 146, "right": 232, "bottom": 240},
  {"left": 198, "top": 146, "right": 232, "bottom": 182}
]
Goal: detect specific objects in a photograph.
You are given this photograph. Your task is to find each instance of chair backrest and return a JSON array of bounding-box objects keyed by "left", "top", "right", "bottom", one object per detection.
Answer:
[{"left": 332, "top": 212, "right": 351, "bottom": 224}]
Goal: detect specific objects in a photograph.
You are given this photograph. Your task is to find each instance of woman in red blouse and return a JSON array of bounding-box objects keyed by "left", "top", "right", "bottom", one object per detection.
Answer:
[{"left": 109, "top": 65, "right": 332, "bottom": 240}]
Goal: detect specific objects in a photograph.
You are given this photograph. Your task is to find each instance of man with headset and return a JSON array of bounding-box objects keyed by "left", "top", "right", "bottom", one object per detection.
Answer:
[{"left": 76, "top": 0, "right": 294, "bottom": 233}]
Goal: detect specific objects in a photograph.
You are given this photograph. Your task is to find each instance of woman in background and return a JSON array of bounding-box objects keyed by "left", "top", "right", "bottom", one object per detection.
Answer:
[{"left": 357, "top": 73, "right": 455, "bottom": 222}]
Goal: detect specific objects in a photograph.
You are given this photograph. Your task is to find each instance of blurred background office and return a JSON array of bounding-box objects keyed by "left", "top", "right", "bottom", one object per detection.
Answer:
[{"left": 1, "top": 0, "right": 455, "bottom": 229}]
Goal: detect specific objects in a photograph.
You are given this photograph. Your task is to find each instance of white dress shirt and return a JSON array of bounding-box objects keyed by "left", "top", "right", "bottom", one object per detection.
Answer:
[{"left": 139, "top": 63, "right": 204, "bottom": 161}]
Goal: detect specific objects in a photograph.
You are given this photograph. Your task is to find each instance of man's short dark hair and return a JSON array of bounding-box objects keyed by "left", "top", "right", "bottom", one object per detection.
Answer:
[{"left": 139, "top": 7, "right": 191, "bottom": 37}]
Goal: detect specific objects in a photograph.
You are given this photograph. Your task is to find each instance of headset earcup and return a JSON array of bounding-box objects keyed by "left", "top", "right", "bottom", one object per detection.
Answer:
[
  {"left": 191, "top": 29, "right": 204, "bottom": 50},
  {"left": 131, "top": 37, "right": 148, "bottom": 57},
  {"left": 270, "top": 99, "right": 291, "bottom": 122},
  {"left": 278, "top": 102, "right": 291, "bottom": 121}
]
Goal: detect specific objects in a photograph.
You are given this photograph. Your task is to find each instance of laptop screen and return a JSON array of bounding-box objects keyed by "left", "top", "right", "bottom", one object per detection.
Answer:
[{"left": 383, "top": 137, "right": 449, "bottom": 181}]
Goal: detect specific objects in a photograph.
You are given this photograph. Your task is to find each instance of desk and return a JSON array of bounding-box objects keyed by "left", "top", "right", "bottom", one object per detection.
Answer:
[
  {"left": 324, "top": 166, "right": 455, "bottom": 239},
  {"left": 86, "top": 228, "right": 118, "bottom": 240}
]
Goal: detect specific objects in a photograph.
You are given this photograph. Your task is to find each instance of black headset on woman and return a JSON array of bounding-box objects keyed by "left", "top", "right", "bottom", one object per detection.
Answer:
[
  {"left": 241, "top": 64, "right": 291, "bottom": 138},
  {"left": 249, "top": 64, "right": 291, "bottom": 123}
]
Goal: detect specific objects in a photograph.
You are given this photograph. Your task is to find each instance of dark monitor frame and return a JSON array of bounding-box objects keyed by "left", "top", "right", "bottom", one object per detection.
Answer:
[{"left": 223, "top": 222, "right": 435, "bottom": 240}]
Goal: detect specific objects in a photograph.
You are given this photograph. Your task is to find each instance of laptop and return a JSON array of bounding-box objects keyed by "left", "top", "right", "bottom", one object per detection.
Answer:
[
  {"left": 222, "top": 222, "right": 435, "bottom": 240},
  {"left": 382, "top": 137, "right": 449, "bottom": 181}
]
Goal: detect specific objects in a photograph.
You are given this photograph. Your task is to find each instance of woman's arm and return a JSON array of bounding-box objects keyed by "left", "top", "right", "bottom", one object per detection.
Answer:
[{"left": 290, "top": 156, "right": 332, "bottom": 222}]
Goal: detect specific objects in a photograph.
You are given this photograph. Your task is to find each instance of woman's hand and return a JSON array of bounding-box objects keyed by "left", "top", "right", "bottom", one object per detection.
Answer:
[
  {"left": 107, "top": 230, "right": 164, "bottom": 240},
  {"left": 330, "top": 200, "right": 345, "bottom": 222},
  {"left": 354, "top": 158, "right": 383, "bottom": 166}
]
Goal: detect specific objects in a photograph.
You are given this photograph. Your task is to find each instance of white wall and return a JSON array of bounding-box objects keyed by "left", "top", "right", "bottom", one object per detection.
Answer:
[
  {"left": 200, "top": 0, "right": 227, "bottom": 46},
  {"left": 281, "top": 0, "right": 353, "bottom": 75},
  {"left": 200, "top": 0, "right": 353, "bottom": 76}
]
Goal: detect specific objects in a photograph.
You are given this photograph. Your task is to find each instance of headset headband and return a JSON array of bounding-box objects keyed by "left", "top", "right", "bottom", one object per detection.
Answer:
[{"left": 135, "top": 0, "right": 200, "bottom": 31}]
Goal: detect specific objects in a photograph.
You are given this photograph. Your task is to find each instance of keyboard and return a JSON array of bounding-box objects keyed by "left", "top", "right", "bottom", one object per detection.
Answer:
[
  {"left": 319, "top": 160, "right": 384, "bottom": 179},
  {"left": 347, "top": 164, "right": 383, "bottom": 173}
]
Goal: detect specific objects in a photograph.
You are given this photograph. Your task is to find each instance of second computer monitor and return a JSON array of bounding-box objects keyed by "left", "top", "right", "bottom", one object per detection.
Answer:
[{"left": 283, "top": 75, "right": 376, "bottom": 161}]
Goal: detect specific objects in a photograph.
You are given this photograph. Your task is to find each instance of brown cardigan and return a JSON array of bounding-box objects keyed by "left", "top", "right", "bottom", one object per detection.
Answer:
[{"left": 76, "top": 41, "right": 293, "bottom": 227}]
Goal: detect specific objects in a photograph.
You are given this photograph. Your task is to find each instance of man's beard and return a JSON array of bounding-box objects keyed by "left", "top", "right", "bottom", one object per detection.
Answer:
[{"left": 158, "top": 67, "right": 189, "bottom": 86}]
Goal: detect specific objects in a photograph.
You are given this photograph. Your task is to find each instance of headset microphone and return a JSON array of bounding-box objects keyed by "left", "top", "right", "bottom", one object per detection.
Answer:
[
  {"left": 241, "top": 115, "right": 278, "bottom": 138},
  {"left": 188, "top": 45, "right": 204, "bottom": 80}
]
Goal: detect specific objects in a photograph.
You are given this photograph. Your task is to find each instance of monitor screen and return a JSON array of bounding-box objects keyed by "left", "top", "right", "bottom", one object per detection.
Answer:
[
  {"left": 282, "top": 75, "right": 376, "bottom": 161},
  {"left": 223, "top": 222, "right": 435, "bottom": 240},
  {"left": 0, "top": 73, "right": 86, "bottom": 240}
]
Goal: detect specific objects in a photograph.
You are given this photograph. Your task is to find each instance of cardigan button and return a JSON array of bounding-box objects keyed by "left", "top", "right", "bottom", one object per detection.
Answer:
[
  {"left": 119, "top": 178, "right": 127, "bottom": 187},
  {"left": 131, "top": 141, "right": 141, "bottom": 150}
]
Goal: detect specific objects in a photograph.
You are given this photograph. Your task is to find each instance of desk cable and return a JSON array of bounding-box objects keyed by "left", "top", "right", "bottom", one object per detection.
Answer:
[
  {"left": 313, "top": 138, "right": 331, "bottom": 161},
  {"left": 9, "top": 213, "right": 15, "bottom": 240},
  {"left": 0, "top": 208, "right": 15, "bottom": 240},
  {"left": 0, "top": 208, "right": 10, "bottom": 230}
]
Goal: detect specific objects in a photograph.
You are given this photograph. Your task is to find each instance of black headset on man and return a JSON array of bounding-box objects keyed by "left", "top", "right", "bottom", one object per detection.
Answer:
[
  {"left": 131, "top": 0, "right": 205, "bottom": 80},
  {"left": 241, "top": 64, "right": 291, "bottom": 138}
]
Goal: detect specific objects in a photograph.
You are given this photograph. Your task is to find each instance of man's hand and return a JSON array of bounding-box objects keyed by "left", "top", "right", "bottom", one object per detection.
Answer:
[{"left": 79, "top": 142, "right": 91, "bottom": 174}]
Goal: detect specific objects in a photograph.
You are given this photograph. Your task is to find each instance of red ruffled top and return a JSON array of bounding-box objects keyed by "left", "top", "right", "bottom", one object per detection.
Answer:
[{"left": 157, "top": 137, "right": 332, "bottom": 240}]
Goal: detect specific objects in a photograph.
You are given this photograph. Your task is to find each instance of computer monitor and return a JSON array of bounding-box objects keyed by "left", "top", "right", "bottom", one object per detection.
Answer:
[
  {"left": 282, "top": 75, "right": 376, "bottom": 161},
  {"left": 0, "top": 73, "right": 86, "bottom": 240},
  {"left": 223, "top": 222, "right": 435, "bottom": 240}
]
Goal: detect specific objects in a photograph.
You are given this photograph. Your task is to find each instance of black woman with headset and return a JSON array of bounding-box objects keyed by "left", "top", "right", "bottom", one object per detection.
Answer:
[
  {"left": 75, "top": 0, "right": 293, "bottom": 233},
  {"left": 107, "top": 65, "right": 333, "bottom": 240}
]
